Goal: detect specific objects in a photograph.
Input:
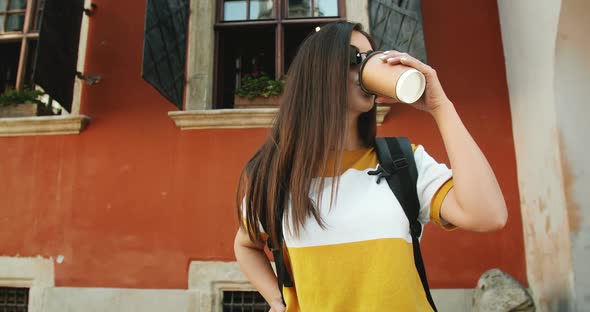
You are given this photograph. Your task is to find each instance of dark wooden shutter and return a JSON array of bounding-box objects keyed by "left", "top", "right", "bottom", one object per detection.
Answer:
[
  {"left": 33, "top": 0, "right": 84, "bottom": 112},
  {"left": 142, "top": 0, "right": 189, "bottom": 109},
  {"left": 369, "top": 0, "right": 427, "bottom": 63}
]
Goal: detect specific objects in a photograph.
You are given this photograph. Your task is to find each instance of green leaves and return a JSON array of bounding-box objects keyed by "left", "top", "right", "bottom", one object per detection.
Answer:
[
  {"left": 235, "top": 74, "right": 285, "bottom": 99},
  {"left": 0, "top": 89, "right": 45, "bottom": 106}
]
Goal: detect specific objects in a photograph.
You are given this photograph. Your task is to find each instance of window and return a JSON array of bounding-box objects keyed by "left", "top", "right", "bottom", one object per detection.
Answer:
[
  {"left": 213, "top": 0, "right": 345, "bottom": 108},
  {"left": 222, "top": 291, "right": 270, "bottom": 312},
  {"left": 0, "top": 287, "right": 29, "bottom": 312},
  {"left": 1, "top": 0, "right": 87, "bottom": 117},
  {"left": 167, "top": 0, "right": 389, "bottom": 129},
  {"left": 0, "top": 0, "right": 90, "bottom": 136},
  {"left": 0, "top": 0, "right": 43, "bottom": 94}
]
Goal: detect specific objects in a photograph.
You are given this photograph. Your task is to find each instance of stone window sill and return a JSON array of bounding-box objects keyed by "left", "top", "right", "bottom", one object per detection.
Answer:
[
  {"left": 168, "top": 106, "right": 390, "bottom": 130},
  {"left": 0, "top": 115, "right": 90, "bottom": 137}
]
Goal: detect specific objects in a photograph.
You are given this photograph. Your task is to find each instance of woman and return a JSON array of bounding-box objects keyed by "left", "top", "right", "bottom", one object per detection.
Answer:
[{"left": 234, "top": 22, "right": 507, "bottom": 312}]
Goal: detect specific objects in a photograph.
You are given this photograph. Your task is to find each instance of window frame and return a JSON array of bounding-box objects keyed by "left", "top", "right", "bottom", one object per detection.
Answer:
[{"left": 214, "top": 0, "right": 346, "bottom": 90}]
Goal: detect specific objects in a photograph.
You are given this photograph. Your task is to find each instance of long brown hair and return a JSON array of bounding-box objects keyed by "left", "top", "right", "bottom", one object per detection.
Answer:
[{"left": 236, "top": 22, "right": 377, "bottom": 247}]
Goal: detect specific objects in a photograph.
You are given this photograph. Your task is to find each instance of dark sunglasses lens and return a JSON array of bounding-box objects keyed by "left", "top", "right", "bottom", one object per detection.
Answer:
[{"left": 349, "top": 46, "right": 362, "bottom": 65}]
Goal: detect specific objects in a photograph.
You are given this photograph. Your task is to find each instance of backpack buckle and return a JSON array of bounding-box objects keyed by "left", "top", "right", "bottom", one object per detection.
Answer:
[
  {"left": 368, "top": 165, "right": 391, "bottom": 184},
  {"left": 393, "top": 158, "right": 409, "bottom": 170}
]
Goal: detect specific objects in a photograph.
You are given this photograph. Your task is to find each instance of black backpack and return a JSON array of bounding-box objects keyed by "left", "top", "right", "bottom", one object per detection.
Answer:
[{"left": 264, "top": 137, "right": 438, "bottom": 312}]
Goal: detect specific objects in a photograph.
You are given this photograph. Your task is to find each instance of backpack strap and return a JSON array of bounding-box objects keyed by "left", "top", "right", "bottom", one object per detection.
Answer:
[
  {"left": 371, "top": 137, "right": 438, "bottom": 312},
  {"left": 260, "top": 190, "right": 293, "bottom": 305}
]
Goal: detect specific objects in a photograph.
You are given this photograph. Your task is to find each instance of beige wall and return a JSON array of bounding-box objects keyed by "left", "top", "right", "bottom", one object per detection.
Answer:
[
  {"left": 498, "top": 0, "right": 589, "bottom": 310},
  {"left": 185, "top": 0, "right": 216, "bottom": 110},
  {"left": 345, "top": 0, "right": 370, "bottom": 31},
  {"left": 554, "top": 0, "right": 590, "bottom": 308}
]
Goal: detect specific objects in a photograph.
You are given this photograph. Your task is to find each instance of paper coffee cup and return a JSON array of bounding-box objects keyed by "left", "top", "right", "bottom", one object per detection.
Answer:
[{"left": 358, "top": 51, "right": 426, "bottom": 104}]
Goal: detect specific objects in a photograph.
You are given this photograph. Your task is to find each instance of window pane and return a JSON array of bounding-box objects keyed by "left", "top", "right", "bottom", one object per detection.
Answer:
[
  {"left": 24, "top": 40, "right": 36, "bottom": 87},
  {"left": 8, "top": 0, "right": 26, "bottom": 10},
  {"left": 5, "top": 13, "right": 24, "bottom": 31},
  {"left": 0, "top": 15, "right": 5, "bottom": 32},
  {"left": 284, "top": 23, "right": 318, "bottom": 70},
  {"left": 215, "top": 26, "right": 275, "bottom": 109},
  {"left": 250, "top": 0, "right": 273, "bottom": 20},
  {"left": 223, "top": 0, "right": 247, "bottom": 21},
  {"left": 288, "top": 0, "right": 311, "bottom": 18},
  {"left": 314, "top": 0, "right": 337, "bottom": 17},
  {"left": 0, "top": 41, "right": 21, "bottom": 93},
  {"left": 0, "top": 0, "right": 8, "bottom": 11}
]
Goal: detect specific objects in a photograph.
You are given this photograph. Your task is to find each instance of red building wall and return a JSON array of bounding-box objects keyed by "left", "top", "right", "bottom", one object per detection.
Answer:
[{"left": 0, "top": 0, "right": 525, "bottom": 289}]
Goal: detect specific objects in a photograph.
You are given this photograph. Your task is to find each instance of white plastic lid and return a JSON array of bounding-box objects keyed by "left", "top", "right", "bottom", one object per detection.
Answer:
[{"left": 396, "top": 69, "right": 426, "bottom": 104}]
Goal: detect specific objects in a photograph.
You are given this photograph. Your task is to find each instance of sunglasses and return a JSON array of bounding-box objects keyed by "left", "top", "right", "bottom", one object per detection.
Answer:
[{"left": 349, "top": 45, "right": 374, "bottom": 66}]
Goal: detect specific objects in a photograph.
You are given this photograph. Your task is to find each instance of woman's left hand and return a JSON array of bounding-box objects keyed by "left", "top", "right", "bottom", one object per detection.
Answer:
[{"left": 374, "top": 51, "right": 451, "bottom": 114}]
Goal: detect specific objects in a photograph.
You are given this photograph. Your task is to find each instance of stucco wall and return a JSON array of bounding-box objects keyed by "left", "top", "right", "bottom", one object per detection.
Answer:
[
  {"left": 498, "top": 0, "right": 589, "bottom": 310},
  {"left": 554, "top": 0, "right": 590, "bottom": 308},
  {"left": 0, "top": 0, "right": 524, "bottom": 291}
]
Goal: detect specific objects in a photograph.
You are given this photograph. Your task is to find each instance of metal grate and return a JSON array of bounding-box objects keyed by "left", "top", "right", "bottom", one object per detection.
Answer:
[
  {"left": 368, "top": 0, "right": 427, "bottom": 63},
  {"left": 0, "top": 287, "right": 29, "bottom": 312},
  {"left": 142, "top": 0, "right": 189, "bottom": 110},
  {"left": 222, "top": 290, "right": 270, "bottom": 312}
]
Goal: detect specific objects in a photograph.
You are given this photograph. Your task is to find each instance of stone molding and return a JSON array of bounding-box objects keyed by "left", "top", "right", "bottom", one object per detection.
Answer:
[
  {"left": 0, "top": 115, "right": 90, "bottom": 137},
  {"left": 188, "top": 261, "right": 264, "bottom": 312},
  {"left": 0, "top": 256, "right": 55, "bottom": 312},
  {"left": 169, "top": 106, "right": 390, "bottom": 130}
]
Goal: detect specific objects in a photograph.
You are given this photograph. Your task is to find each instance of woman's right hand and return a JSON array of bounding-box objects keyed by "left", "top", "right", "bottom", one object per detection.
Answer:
[{"left": 268, "top": 297, "right": 286, "bottom": 312}]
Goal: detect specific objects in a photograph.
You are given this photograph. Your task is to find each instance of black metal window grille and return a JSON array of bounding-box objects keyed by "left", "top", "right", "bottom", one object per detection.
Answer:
[
  {"left": 368, "top": 0, "right": 427, "bottom": 63},
  {"left": 222, "top": 290, "right": 270, "bottom": 312},
  {"left": 0, "top": 287, "right": 29, "bottom": 312},
  {"left": 142, "top": 0, "right": 189, "bottom": 110}
]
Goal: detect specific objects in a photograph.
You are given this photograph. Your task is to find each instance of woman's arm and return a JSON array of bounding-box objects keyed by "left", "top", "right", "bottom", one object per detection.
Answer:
[
  {"left": 234, "top": 228, "right": 286, "bottom": 311},
  {"left": 431, "top": 103, "right": 507, "bottom": 231},
  {"left": 376, "top": 52, "right": 507, "bottom": 232}
]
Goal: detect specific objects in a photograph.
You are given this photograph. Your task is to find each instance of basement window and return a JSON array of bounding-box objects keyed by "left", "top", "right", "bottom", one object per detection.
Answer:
[
  {"left": 0, "top": 287, "right": 29, "bottom": 312},
  {"left": 222, "top": 290, "right": 270, "bottom": 312}
]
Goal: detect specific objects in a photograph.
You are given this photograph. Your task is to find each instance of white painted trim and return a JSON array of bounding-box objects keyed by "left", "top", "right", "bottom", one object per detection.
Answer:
[
  {"left": 0, "top": 115, "right": 90, "bottom": 136},
  {"left": 168, "top": 106, "right": 390, "bottom": 130},
  {"left": 70, "top": 0, "right": 93, "bottom": 116},
  {"left": 0, "top": 256, "right": 55, "bottom": 312},
  {"left": 41, "top": 287, "right": 197, "bottom": 312}
]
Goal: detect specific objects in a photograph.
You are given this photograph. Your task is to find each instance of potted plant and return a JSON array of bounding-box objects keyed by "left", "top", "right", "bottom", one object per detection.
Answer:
[
  {"left": 234, "top": 74, "right": 285, "bottom": 108},
  {"left": 0, "top": 89, "right": 53, "bottom": 118}
]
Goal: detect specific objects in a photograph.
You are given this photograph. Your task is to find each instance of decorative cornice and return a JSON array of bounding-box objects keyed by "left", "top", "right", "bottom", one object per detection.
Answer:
[
  {"left": 0, "top": 115, "right": 90, "bottom": 137},
  {"left": 169, "top": 106, "right": 390, "bottom": 130}
]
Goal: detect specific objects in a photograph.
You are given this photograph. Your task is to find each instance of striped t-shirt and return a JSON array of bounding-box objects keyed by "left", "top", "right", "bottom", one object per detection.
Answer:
[{"left": 278, "top": 145, "right": 454, "bottom": 311}]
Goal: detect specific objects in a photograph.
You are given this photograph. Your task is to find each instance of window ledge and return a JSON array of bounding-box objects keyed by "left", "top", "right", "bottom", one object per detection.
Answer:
[
  {"left": 0, "top": 115, "right": 90, "bottom": 137},
  {"left": 168, "top": 106, "right": 390, "bottom": 130}
]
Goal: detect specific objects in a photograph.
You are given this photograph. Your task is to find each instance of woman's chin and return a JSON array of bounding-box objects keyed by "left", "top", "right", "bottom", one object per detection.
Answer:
[{"left": 350, "top": 103, "right": 374, "bottom": 114}]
